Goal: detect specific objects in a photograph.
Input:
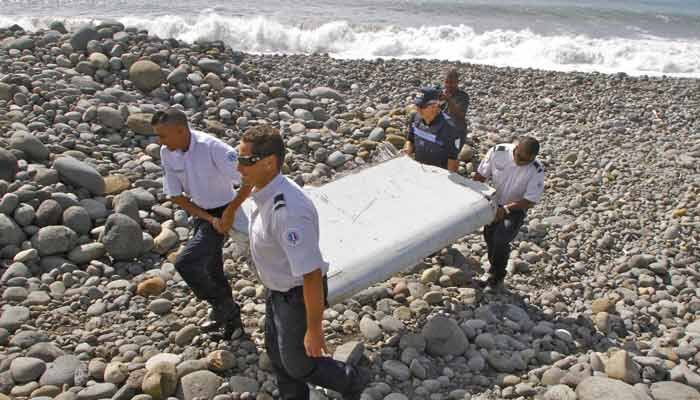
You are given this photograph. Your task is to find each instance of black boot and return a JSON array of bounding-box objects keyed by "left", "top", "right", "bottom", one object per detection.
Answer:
[
  {"left": 475, "top": 275, "right": 502, "bottom": 289},
  {"left": 343, "top": 365, "right": 371, "bottom": 400},
  {"left": 222, "top": 314, "right": 246, "bottom": 340},
  {"left": 201, "top": 302, "right": 226, "bottom": 333},
  {"left": 483, "top": 276, "right": 505, "bottom": 293},
  {"left": 299, "top": 358, "right": 369, "bottom": 398},
  {"left": 202, "top": 299, "right": 238, "bottom": 335},
  {"left": 201, "top": 319, "right": 223, "bottom": 333}
]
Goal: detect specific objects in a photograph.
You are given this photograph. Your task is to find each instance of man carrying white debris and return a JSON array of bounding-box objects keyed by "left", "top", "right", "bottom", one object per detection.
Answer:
[
  {"left": 153, "top": 108, "right": 251, "bottom": 340},
  {"left": 473, "top": 136, "right": 545, "bottom": 290}
]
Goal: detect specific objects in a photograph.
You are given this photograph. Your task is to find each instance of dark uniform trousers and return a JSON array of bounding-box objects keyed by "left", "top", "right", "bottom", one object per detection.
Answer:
[
  {"left": 174, "top": 205, "right": 240, "bottom": 322},
  {"left": 265, "top": 278, "right": 355, "bottom": 400},
  {"left": 483, "top": 209, "right": 526, "bottom": 283}
]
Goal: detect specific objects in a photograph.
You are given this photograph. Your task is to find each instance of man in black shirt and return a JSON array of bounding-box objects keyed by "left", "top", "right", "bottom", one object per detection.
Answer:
[
  {"left": 402, "top": 87, "right": 462, "bottom": 172},
  {"left": 440, "top": 68, "right": 470, "bottom": 141}
]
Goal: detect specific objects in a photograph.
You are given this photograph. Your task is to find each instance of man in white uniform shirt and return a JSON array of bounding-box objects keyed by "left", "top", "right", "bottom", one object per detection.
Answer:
[
  {"left": 153, "top": 108, "right": 252, "bottom": 340},
  {"left": 237, "top": 125, "right": 369, "bottom": 400},
  {"left": 474, "top": 136, "right": 545, "bottom": 290}
]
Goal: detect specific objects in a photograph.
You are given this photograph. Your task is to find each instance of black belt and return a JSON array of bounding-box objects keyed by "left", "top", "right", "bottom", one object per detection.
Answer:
[
  {"left": 270, "top": 285, "right": 305, "bottom": 300},
  {"left": 269, "top": 276, "right": 329, "bottom": 306},
  {"left": 203, "top": 204, "right": 228, "bottom": 217}
]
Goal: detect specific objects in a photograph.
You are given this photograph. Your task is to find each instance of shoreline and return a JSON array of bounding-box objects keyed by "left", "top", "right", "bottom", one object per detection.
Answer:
[
  {"left": 1, "top": 21, "right": 699, "bottom": 400},
  {"left": 2, "top": 17, "right": 700, "bottom": 79}
]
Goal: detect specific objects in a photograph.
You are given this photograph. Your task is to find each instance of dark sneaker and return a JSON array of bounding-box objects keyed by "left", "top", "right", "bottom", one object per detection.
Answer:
[
  {"left": 475, "top": 278, "right": 489, "bottom": 289},
  {"left": 202, "top": 311, "right": 246, "bottom": 341},
  {"left": 483, "top": 277, "right": 505, "bottom": 293},
  {"left": 476, "top": 276, "right": 504, "bottom": 289},
  {"left": 223, "top": 315, "right": 246, "bottom": 340},
  {"left": 201, "top": 319, "right": 223, "bottom": 333},
  {"left": 344, "top": 365, "right": 371, "bottom": 400}
]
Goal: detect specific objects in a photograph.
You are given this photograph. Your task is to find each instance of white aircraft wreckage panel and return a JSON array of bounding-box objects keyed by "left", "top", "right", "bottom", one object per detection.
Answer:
[{"left": 231, "top": 156, "right": 496, "bottom": 305}]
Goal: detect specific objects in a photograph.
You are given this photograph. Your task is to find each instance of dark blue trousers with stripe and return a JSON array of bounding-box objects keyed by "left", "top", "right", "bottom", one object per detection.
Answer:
[
  {"left": 483, "top": 209, "right": 526, "bottom": 283},
  {"left": 174, "top": 205, "right": 240, "bottom": 322}
]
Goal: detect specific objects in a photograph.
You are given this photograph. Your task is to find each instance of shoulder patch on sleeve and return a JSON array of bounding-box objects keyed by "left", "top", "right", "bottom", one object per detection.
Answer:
[
  {"left": 226, "top": 150, "right": 238, "bottom": 163},
  {"left": 273, "top": 193, "right": 286, "bottom": 211},
  {"left": 284, "top": 228, "right": 302, "bottom": 247},
  {"left": 532, "top": 160, "right": 543, "bottom": 173},
  {"left": 496, "top": 145, "right": 506, "bottom": 151}
]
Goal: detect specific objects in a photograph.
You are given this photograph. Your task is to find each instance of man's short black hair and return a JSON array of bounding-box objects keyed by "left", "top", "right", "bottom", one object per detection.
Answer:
[
  {"left": 241, "top": 125, "right": 286, "bottom": 170},
  {"left": 519, "top": 136, "right": 540, "bottom": 157},
  {"left": 151, "top": 108, "right": 188, "bottom": 127}
]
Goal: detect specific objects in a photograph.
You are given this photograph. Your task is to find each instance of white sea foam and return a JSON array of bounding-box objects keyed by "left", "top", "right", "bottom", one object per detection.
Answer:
[{"left": 2, "top": 14, "right": 699, "bottom": 78}]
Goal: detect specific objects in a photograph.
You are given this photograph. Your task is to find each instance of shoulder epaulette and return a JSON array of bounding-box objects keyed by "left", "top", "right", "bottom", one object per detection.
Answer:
[
  {"left": 273, "top": 193, "right": 286, "bottom": 211},
  {"left": 532, "top": 160, "right": 543, "bottom": 173},
  {"left": 496, "top": 145, "right": 506, "bottom": 151}
]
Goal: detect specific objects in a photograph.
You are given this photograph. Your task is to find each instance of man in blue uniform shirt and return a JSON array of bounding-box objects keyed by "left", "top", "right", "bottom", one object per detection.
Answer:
[
  {"left": 237, "top": 125, "right": 370, "bottom": 400},
  {"left": 153, "top": 108, "right": 251, "bottom": 340},
  {"left": 403, "top": 87, "right": 463, "bottom": 172}
]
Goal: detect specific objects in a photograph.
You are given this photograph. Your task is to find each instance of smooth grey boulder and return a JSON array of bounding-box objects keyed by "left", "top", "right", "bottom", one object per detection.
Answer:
[
  {"left": 101, "top": 213, "right": 143, "bottom": 260},
  {"left": 31, "top": 226, "right": 78, "bottom": 256},
  {"left": 53, "top": 157, "right": 105, "bottom": 195}
]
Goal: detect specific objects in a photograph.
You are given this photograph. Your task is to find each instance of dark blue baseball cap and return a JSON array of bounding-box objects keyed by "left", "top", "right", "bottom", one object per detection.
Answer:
[{"left": 414, "top": 87, "right": 440, "bottom": 107}]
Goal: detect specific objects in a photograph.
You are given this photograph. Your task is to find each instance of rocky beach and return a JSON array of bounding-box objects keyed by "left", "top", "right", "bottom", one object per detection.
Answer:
[{"left": 0, "top": 21, "right": 699, "bottom": 400}]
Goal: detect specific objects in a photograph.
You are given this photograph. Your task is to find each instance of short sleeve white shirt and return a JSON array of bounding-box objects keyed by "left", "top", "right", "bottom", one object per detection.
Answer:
[
  {"left": 248, "top": 174, "right": 329, "bottom": 292},
  {"left": 477, "top": 143, "right": 545, "bottom": 205},
  {"left": 160, "top": 130, "right": 241, "bottom": 209}
]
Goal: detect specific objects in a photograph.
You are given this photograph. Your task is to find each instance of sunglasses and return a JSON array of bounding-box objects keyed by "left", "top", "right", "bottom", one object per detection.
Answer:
[
  {"left": 238, "top": 153, "right": 272, "bottom": 166},
  {"left": 417, "top": 101, "right": 438, "bottom": 109}
]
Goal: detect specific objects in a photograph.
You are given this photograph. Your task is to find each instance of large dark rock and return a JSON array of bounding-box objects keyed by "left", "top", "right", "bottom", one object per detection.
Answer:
[
  {"left": 35, "top": 199, "right": 63, "bottom": 227},
  {"left": 70, "top": 25, "right": 99, "bottom": 51},
  {"left": 129, "top": 60, "right": 163, "bottom": 92},
  {"left": 10, "top": 131, "right": 49, "bottom": 161},
  {"left": 101, "top": 213, "right": 143, "bottom": 260},
  {"left": 31, "top": 226, "right": 78, "bottom": 256},
  {"left": 53, "top": 156, "right": 105, "bottom": 195},
  {"left": 0, "top": 148, "right": 19, "bottom": 182},
  {"left": 39, "top": 355, "right": 82, "bottom": 386},
  {"left": 0, "top": 213, "right": 25, "bottom": 247}
]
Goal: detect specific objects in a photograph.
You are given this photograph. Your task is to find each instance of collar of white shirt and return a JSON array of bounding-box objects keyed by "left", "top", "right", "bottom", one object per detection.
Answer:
[
  {"left": 252, "top": 174, "right": 285, "bottom": 206},
  {"left": 185, "top": 130, "right": 205, "bottom": 154},
  {"left": 166, "top": 130, "right": 201, "bottom": 159}
]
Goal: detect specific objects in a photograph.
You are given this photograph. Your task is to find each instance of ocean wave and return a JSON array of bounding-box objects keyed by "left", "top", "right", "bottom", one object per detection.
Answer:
[{"left": 2, "top": 14, "right": 699, "bottom": 78}]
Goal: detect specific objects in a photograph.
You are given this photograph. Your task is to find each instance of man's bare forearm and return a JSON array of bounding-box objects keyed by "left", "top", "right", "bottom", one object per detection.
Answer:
[
  {"left": 302, "top": 269, "right": 325, "bottom": 334},
  {"left": 505, "top": 199, "right": 535, "bottom": 210},
  {"left": 447, "top": 159, "right": 459, "bottom": 172},
  {"left": 403, "top": 141, "right": 414, "bottom": 155},
  {"left": 171, "top": 196, "right": 213, "bottom": 223},
  {"left": 221, "top": 184, "right": 253, "bottom": 227}
]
